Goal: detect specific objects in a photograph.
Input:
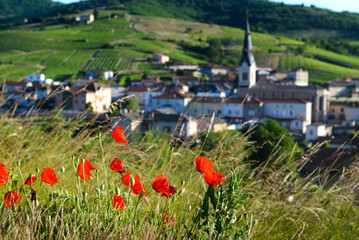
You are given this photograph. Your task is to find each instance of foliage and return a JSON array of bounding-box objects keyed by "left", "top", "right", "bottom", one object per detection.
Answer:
[{"left": 243, "top": 119, "right": 302, "bottom": 168}]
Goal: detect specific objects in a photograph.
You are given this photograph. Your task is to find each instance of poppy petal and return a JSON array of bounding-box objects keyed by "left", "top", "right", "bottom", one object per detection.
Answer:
[
  {"left": 110, "top": 158, "right": 126, "bottom": 174},
  {"left": 131, "top": 175, "right": 147, "bottom": 196},
  {"left": 152, "top": 175, "right": 170, "bottom": 197},
  {"left": 203, "top": 169, "right": 225, "bottom": 186},
  {"left": 113, "top": 194, "right": 125, "bottom": 211},
  {"left": 169, "top": 186, "right": 177, "bottom": 195},
  {"left": 4, "top": 191, "right": 22, "bottom": 209},
  {"left": 0, "top": 163, "right": 9, "bottom": 186},
  {"left": 121, "top": 172, "right": 131, "bottom": 186},
  {"left": 195, "top": 157, "right": 215, "bottom": 173},
  {"left": 41, "top": 168, "right": 58, "bottom": 185},
  {"left": 25, "top": 176, "right": 37, "bottom": 186},
  {"left": 111, "top": 126, "right": 128, "bottom": 144},
  {"left": 78, "top": 158, "right": 96, "bottom": 181}
]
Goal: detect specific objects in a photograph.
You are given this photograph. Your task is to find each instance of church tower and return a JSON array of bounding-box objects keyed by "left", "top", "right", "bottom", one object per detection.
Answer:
[{"left": 238, "top": 13, "right": 256, "bottom": 89}]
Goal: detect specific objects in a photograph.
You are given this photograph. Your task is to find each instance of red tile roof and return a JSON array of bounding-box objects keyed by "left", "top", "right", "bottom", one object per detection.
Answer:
[
  {"left": 263, "top": 99, "right": 310, "bottom": 104},
  {"left": 153, "top": 91, "right": 192, "bottom": 99}
]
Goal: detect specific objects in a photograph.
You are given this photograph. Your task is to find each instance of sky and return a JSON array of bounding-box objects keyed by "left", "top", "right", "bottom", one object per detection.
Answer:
[
  {"left": 54, "top": 0, "right": 359, "bottom": 13},
  {"left": 269, "top": 0, "right": 359, "bottom": 13}
]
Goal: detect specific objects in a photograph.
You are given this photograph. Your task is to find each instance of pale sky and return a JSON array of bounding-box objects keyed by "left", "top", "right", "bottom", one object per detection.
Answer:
[{"left": 269, "top": 0, "right": 359, "bottom": 13}]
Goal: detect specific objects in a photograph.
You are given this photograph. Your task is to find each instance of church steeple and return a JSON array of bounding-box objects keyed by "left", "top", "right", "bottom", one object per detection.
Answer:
[
  {"left": 239, "top": 11, "right": 256, "bottom": 67},
  {"left": 238, "top": 11, "right": 257, "bottom": 89}
]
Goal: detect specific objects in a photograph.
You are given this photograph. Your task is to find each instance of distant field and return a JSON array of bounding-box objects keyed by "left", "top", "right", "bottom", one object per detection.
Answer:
[
  {"left": 280, "top": 56, "right": 359, "bottom": 83},
  {"left": 305, "top": 46, "right": 359, "bottom": 68}
]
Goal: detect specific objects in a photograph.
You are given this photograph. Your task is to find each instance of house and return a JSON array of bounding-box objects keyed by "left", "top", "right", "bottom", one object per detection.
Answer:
[
  {"left": 199, "top": 64, "right": 228, "bottom": 77},
  {"left": 85, "top": 69, "right": 114, "bottom": 80},
  {"left": 196, "top": 83, "right": 227, "bottom": 98},
  {"left": 153, "top": 54, "right": 170, "bottom": 64},
  {"left": 262, "top": 99, "right": 312, "bottom": 134},
  {"left": 149, "top": 91, "right": 192, "bottom": 113},
  {"left": 79, "top": 14, "right": 95, "bottom": 24},
  {"left": 305, "top": 123, "right": 332, "bottom": 141},
  {"left": 126, "top": 85, "right": 164, "bottom": 110},
  {"left": 26, "top": 74, "right": 45, "bottom": 83},
  {"left": 287, "top": 68, "right": 309, "bottom": 87},
  {"left": 169, "top": 63, "right": 199, "bottom": 71},
  {"left": 197, "top": 116, "right": 228, "bottom": 133},
  {"left": 189, "top": 97, "right": 224, "bottom": 116},
  {"left": 112, "top": 112, "right": 143, "bottom": 134},
  {"left": 315, "top": 136, "right": 359, "bottom": 149},
  {"left": 110, "top": 84, "right": 126, "bottom": 102},
  {"left": 131, "top": 79, "right": 164, "bottom": 87},
  {"left": 1, "top": 81, "right": 34, "bottom": 107},
  {"left": 143, "top": 108, "right": 197, "bottom": 137},
  {"left": 56, "top": 82, "right": 111, "bottom": 113},
  {"left": 172, "top": 76, "right": 200, "bottom": 87},
  {"left": 328, "top": 79, "right": 354, "bottom": 99},
  {"left": 66, "top": 79, "right": 95, "bottom": 87},
  {"left": 329, "top": 101, "right": 359, "bottom": 123}
]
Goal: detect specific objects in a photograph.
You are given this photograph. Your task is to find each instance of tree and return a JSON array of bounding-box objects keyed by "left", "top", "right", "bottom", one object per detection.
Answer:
[
  {"left": 243, "top": 119, "right": 302, "bottom": 167},
  {"left": 123, "top": 98, "right": 139, "bottom": 112},
  {"left": 206, "top": 39, "right": 222, "bottom": 63},
  {"left": 94, "top": 9, "right": 99, "bottom": 20}
]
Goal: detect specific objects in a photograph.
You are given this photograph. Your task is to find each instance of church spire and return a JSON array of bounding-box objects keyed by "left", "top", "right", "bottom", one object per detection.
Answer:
[{"left": 239, "top": 11, "right": 255, "bottom": 67}]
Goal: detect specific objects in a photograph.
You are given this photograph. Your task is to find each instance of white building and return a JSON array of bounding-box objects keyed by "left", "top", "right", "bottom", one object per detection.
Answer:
[
  {"left": 287, "top": 68, "right": 309, "bottom": 87},
  {"left": 26, "top": 74, "right": 45, "bottom": 83},
  {"left": 126, "top": 86, "right": 164, "bottom": 110},
  {"left": 153, "top": 54, "right": 170, "bottom": 64},
  {"left": 150, "top": 91, "right": 192, "bottom": 114},
  {"left": 262, "top": 99, "right": 312, "bottom": 134},
  {"left": 306, "top": 123, "right": 332, "bottom": 141}
]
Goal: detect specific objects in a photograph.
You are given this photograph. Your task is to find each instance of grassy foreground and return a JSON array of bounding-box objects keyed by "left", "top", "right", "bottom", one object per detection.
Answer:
[{"left": 0, "top": 110, "right": 358, "bottom": 239}]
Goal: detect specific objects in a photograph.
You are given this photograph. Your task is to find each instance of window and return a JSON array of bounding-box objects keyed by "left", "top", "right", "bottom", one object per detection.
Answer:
[
  {"left": 310, "top": 130, "right": 313, "bottom": 135},
  {"left": 243, "top": 72, "right": 248, "bottom": 81},
  {"left": 208, "top": 110, "right": 211, "bottom": 114},
  {"left": 289, "top": 110, "right": 293, "bottom": 116},
  {"left": 295, "top": 122, "right": 299, "bottom": 127},
  {"left": 217, "top": 110, "right": 222, "bottom": 115},
  {"left": 332, "top": 108, "right": 335, "bottom": 113},
  {"left": 341, "top": 108, "right": 344, "bottom": 113},
  {"left": 194, "top": 109, "right": 197, "bottom": 114},
  {"left": 163, "top": 126, "right": 171, "bottom": 133},
  {"left": 228, "top": 110, "right": 232, "bottom": 115},
  {"left": 249, "top": 110, "right": 255, "bottom": 116}
]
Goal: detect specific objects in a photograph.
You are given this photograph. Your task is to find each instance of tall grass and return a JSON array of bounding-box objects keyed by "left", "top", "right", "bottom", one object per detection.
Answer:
[{"left": 0, "top": 104, "right": 358, "bottom": 239}]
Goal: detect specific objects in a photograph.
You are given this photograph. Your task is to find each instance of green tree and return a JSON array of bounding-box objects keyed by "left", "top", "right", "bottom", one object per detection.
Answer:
[
  {"left": 123, "top": 98, "right": 140, "bottom": 112},
  {"left": 206, "top": 38, "right": 222, "bottom": 63},
  {"left": 243, "top": 119, "right": 302, "bottom": 167}
]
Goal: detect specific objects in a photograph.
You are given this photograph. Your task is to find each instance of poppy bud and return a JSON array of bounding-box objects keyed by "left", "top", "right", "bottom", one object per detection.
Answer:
[
  {"left": 36, "top": 199, "right": 40, "bottom": 207},
  {"left": 60, "top": 166, "right": 65, "bottom": 173},
  {"left": 130, "top": 177, "right": 135, "bottom": 186},
  {"left": 139, "top": 190, "right": 145, "bottom": 199},
  {"left": 116, "top": 187, "right": 121, "bottom": 196},
  {"left": 31, "top": 188, "right": 37, "bottom": 201},
  {"left": 101, "top": 184, "right": 105, "bottom": 190},
  {"left": 181, "top": 180, "right": 185, "bottom": 185},
  {"left": 16, "top": 161, "right": 21, "bottom": 167},
  {"left": 36, "top": 168, "right": 40, "bottom": 173}
]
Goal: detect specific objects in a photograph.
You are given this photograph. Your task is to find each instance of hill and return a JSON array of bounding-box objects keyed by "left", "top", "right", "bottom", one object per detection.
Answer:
[
  {"left": 1, "top": 10, "right": 359, "bottom": 84},
  {"left": 2, "top": 0, "right": 359, "bottom": 41}
]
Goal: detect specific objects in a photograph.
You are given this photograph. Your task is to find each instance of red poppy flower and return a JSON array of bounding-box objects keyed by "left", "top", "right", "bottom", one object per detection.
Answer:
[
  {"left": 25, "top": 175, "right": 37, "bottom": 186},
  {"left": 110, "top": 158, "right": 126, "bottom": 174},
  {"left": 111, "top": 126, "right": 128, "bottom": 144},
  {"left": 78, "top": 158, "right": 96, "bottom": 181},
  {"left": 41, "top": 167, "right": 58, "bottom": 185},
  {"left": 0, "top": 163, "right": 8, "bottom": 186},
  {"left": 195, "top": 156, "right": 215, "bottom": 173},
  {"left": 113, "top": 194, "right": 125, "bottom": 211},
  {"left": 4, "top": 191, "right": 22, "bottom": 209},
  {"left": 152, "top": 175, "right": 170, "bottom": 197},
  {"left": 131, "top": 175, "right": 147, "bottom": 196},
  {"left": 163, "top": 212, "right": 175, "bottom": 228},
  {"left": 121, "top": 172, "right": 131, "bottom": 186},
  {"left": 203, "top": 168, "right": 225, "bottom": 186}
]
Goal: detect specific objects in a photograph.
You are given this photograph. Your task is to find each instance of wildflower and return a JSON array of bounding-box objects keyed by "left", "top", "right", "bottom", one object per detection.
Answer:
[
  {"left": 25, "top": 175, "right": 37, "bottom": 186},
  {"left": 4, "top": 191, "right": 22, "bottom": 209},
  {"left": 131, "top": 175, "right": 147, "bottom": 196},
  {"left": 31, "top": 188, "right": 37, "bottom": 201},
  {"left": 195, "top": 156, "right": 215, "bottom": 173},
  {"left": 203, "top": 168, "right": 225, "bottom": 186},
  {"left": 121, "top": 172, "right": 131, "bottom": 186},
  {"left": 77, "top": 158, "right": 96, "bottom": 181},
  {"left": 110, "top": 158, "right": 126, "bottom": 174},
  {"left": 111, "top": 126, "right": 128, "bottom": 144},
  {"left": 195, "top": 157, "right": 225, "bottom": 186},
  {"left": 0, "top": 163, "right": 9, "bottom": 186},
  {"left": 113, "top": 194, "right": 125, "bottom": 211},
  {"left": 152, "top": 175, "right": 170, "bottom": 197},
  {"left": 41, "top": 167, "right": 58, "bottom": 185},
  {"left": 163, "top": 212, "right": 175, "bottom": 228},
  {"left": 152, "top": 175, "right": 177, "bottom": 198}
]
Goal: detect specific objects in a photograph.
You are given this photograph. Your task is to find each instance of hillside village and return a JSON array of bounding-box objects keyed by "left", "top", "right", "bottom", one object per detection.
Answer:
[{"left": 1, "top": 16, "right": 359, "bottom": 148}]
